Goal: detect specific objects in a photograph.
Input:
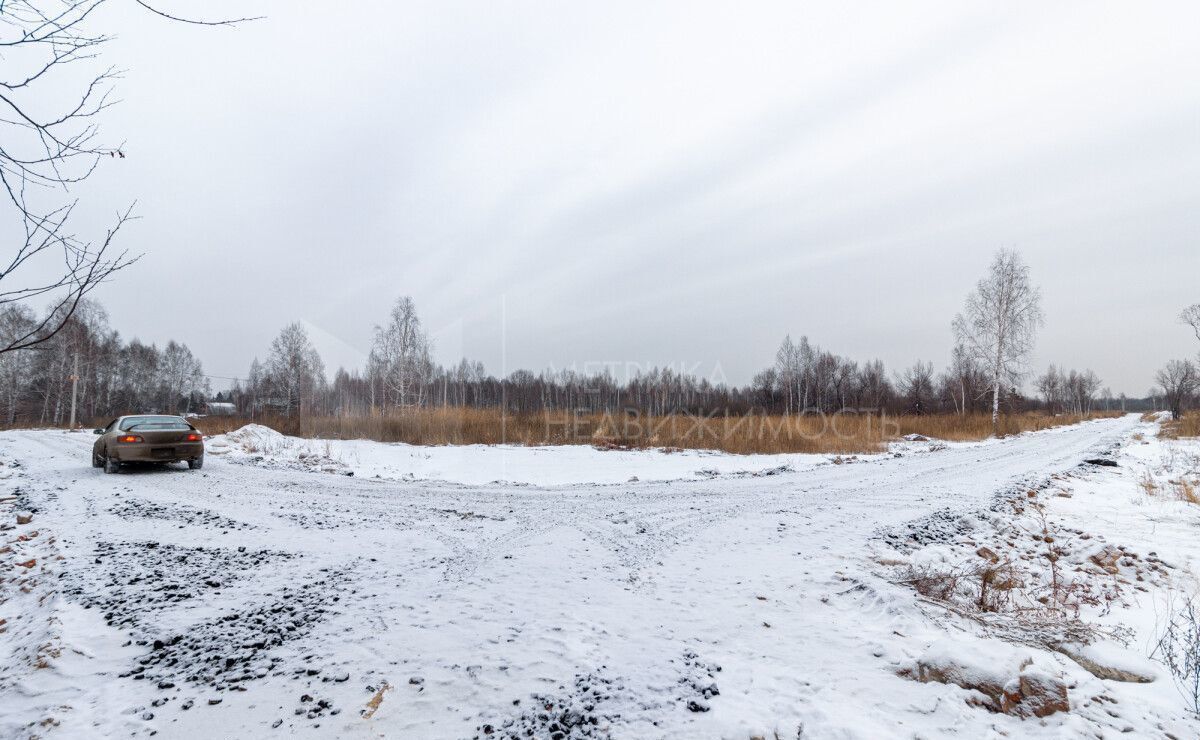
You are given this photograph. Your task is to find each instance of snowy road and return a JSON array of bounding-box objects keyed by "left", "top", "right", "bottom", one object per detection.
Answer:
[{"left": 0, "top": 416, "right": 1155, "bottom": 738}]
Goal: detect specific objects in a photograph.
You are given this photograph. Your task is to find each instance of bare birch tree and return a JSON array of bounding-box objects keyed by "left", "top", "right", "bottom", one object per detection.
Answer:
[
  {"left": 774, "top": 335, "right": 797, "bottom": 414},
  {"left": 1067, "top": 369, "right": 1102, "bottom": 416},
  {"left": 264, "top": 323, "right": 325, "bottom": 415},
  {"left": 368, "top": 297, "right": 432, "bottom": 410},
  {"left": 953, "top": 249, "right": 1044, "bottom": 434},
  {"left": 942, "top": 343, "right": 984, "bottom": 415},
  {"left": 158, "top": 340, "right": 206, "bottom": 412}
]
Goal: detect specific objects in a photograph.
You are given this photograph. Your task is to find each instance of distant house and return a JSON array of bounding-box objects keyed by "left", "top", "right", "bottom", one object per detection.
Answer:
[{"left": 204, "top": 402, "right": 237, "bottom": 416}]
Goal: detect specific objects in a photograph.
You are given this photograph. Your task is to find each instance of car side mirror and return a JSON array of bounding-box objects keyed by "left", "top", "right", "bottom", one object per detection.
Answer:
[{"left": 93, "top": 428, "right": 104, "bottom": 435}]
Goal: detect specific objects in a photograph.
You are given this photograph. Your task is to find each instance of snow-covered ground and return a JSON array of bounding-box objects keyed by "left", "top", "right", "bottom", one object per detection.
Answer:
[
  {"left": 2, "top": 415, "right": 1199, "bottom": 738},
  {"left": 202, "top": 423, "right": 980, "bottom": 487}
]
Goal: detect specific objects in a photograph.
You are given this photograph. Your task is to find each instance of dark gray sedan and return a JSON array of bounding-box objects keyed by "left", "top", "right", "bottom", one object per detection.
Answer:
[{"left": 92, "top": 415, "right": 205, "bottom": 473}]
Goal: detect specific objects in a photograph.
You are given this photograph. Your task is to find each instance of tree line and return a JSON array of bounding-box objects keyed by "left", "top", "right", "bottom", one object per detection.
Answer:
[
  {"left": 0, "top": 251, "right": 1192, "bottom": 429},
  {"left": 218, "top": 252, "right": 1129, "bottom": 428},
  {"left": 216, "top": 314, "right": 1123, "bottom": 422},
  {"left": 0, "top": 300, "right": 207, "bottom": 426}
]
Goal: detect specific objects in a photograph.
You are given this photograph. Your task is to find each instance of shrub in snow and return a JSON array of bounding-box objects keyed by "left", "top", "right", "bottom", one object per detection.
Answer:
[{"left": 1154, "top": 598, "right": 1200, "bottom": 715}]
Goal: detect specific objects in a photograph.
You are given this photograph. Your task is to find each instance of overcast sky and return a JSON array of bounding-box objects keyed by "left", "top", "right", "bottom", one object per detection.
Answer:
[{"left": 56, "top": 1, "right": 1200, "bottom": 394}]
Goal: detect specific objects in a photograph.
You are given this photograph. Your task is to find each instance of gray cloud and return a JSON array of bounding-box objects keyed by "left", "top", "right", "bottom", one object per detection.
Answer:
[{"left": 53, "top": 0, "right": 1200, "bottom": 393}]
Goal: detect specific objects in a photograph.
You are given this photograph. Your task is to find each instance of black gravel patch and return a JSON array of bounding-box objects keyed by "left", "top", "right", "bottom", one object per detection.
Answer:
[
  {"left": 677, "top": 649, "right": 721, "bottom": 711},
  {"left": 9, "top": 484, "right": 38, "bottom": 516},
  {"left": 874, "top": 507, "right": 981, "bottom": 552},
  {"left": 59, "top": 542, "right": 355, "bottom": 726},
  {"left": 127, "top": 569, "right": 348, "bottom": 692},
  {"left": 271, "top": 505, "right": 369, "bottom": 530},
  {"left": 873, "top": 471, "right": 1063, "bottom": 553},
  {"left": 474, "top": 651, "right": 721, "bottom": 739},
  {"left": 474, "top": 671, "right": 623, "bottom": 739},
  {"left": 109, "top": 498, "right": 256, "bottom": 531},
  {"left": 61, "top": 540, "right": 296, "bottom": 628}
]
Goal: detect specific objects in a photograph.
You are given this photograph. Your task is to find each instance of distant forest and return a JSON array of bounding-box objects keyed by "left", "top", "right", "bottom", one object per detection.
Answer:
[{"left": 0, "top": 295, "right": 1152, "bottom": 428}]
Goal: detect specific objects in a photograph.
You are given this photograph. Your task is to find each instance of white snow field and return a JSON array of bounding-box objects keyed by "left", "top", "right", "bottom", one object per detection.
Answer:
[
  {"left": 201, "top": 423, "right": 902, "bottom": 486},
  {"left": 3, "top": 414, "right": 1200, "bottom": 739}
]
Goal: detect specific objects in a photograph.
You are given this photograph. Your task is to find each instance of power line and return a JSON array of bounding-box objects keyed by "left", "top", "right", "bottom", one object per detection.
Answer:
[{"left": 204, "top": 374, "right": 249, "bottom": 383}]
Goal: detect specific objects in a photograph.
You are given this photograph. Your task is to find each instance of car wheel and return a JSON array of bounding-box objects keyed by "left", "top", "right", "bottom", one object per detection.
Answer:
[
  {"left": 188, "top": 455, "right": 204, "bottom": 470},
  {"left": 104, "top": 454, "right": 121, "bottom": 474},
  {"left": 92, "top": 451, "right": 103, "bottom": 468}
]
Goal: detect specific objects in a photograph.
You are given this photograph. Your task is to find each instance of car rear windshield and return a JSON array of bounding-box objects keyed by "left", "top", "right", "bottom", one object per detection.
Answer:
[{"left": 119, "top": 416, "right": 192, "bottom": 431}]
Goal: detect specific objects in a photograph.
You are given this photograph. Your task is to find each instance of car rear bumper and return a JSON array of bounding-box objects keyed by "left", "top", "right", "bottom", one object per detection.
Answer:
[{"left": 111, "top": 442, "right": 204, "bottom": 463}]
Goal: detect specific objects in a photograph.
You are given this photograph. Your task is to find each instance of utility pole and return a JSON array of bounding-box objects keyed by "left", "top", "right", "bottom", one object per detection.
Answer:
[{"left": 68, "top": 350, "right": 80, "bottom": 429}]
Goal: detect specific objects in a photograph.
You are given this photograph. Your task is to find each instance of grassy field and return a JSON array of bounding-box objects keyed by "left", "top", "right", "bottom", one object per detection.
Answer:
[
  {"left": 189, "top": 408, "right": 1124, "bottom": 455},
  {"left": 1158, "top": 411, "right": 1200, "bottom": 440}
]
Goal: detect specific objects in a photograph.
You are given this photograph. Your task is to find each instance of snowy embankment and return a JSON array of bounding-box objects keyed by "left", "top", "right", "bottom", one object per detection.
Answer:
[
  {"left": 870, "top": 414, "right": 1200, "bottom": 735},
  {"left": 1, "top": 414, "right": 1199, "bottom": 739}
]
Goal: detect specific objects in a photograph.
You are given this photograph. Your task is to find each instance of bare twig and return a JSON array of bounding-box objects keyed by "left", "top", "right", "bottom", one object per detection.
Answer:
[{"left": 0, "top": 1, "right": 257, "bottom": 353}]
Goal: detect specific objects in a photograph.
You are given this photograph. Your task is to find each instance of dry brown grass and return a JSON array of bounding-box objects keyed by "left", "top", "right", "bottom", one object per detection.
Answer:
[
  {"left": 1137, "top": 471, "right": 1200, "bottom": 505},
  {"left": 1160, "top": 412, "right": 1200, "bottom": 440},
  {"left": 891, "top": 412, "right": 1119, "bottom": 442},
  {"left": 190, "top": 409, "right": 1120, "bottom": 455},
  {"left": 1139, "top": 471, "right": 1160, "bottom": 497},
  {"left": 1172, "top": 479, "right": 1200, "bottom": 505},
  {"left": 1179, "top": 481, "right": 1200, "bottom": 504}
]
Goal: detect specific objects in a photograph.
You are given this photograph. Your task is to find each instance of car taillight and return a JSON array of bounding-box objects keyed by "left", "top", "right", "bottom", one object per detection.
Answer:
[
  {"left": 117, "top": 434, "right": 143, "bottom": 443},
  {"left": 186, "top": 433, "right": 202, "bottom": 442}
]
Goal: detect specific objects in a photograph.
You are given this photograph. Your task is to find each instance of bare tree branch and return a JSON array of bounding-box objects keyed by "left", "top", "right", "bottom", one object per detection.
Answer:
[
  {"left": 0, "top": 1, "right": 257, "bottom": 354},
  {"left": 133, "top": 0, "right": 262, "bottom": 26},
  {"left": 1182, "top": 304, "right": 1200, "bottom": 344}
]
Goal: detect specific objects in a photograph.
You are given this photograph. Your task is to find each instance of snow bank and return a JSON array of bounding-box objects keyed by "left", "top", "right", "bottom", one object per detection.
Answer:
[
  {"left": 911, "top": 636, "right": 1034, "bottom": 692},
  {"left": 906, "top": 638, "right": 1070, "bottom": 718},
  {"left": 1057, "top": 641, "right": 1159, "bottom": 683},
  {"left": 206, "top": 424, "right": 349, "bottom": 474},
  {"left": 205, "top": 424, "right": 840, "bottom": 486}
]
